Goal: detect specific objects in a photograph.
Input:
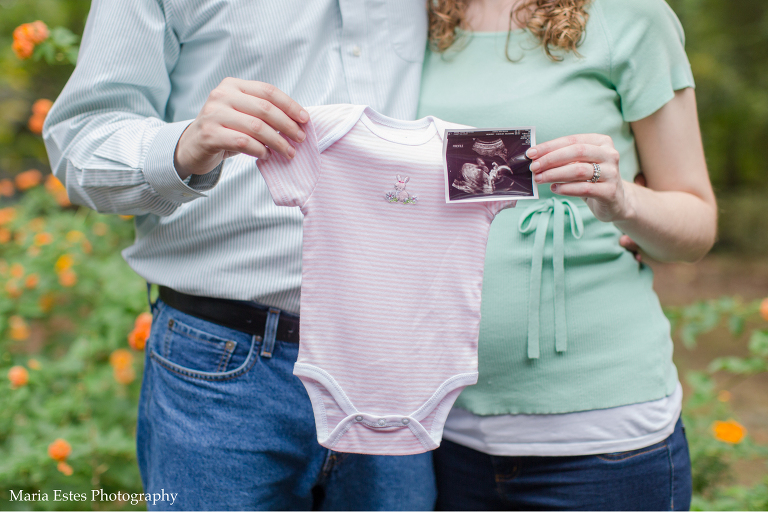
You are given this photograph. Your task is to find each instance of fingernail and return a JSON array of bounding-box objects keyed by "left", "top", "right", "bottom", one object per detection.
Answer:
[
  {"left": 529, "top": 161, "right": 540, "bottom": 172},
  {"left": 551, "top": 184, "right": 558, "bottom": 192},
  {"left": 299, "top": 110, "right": 309, "bottom": 122},
  {"left": 526, "top": 148, "right": 537, "bottom": 158},
  {"left": 297, "top": 129, "right": 306, "bottom": 142},
  {"left": 288, "top": 146, "right": 296, "bottom": 158}
]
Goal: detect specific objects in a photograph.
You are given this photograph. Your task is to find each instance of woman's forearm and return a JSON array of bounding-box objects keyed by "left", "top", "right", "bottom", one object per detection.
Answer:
[
  {"left": 614, "top": 182, "right": 717, "bottom": 263},
  {"left": 528, "top": 89, "right": 717, "bottom": 264}
]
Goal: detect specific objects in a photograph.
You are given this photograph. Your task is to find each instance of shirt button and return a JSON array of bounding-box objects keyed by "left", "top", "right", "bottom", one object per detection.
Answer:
[
  {"left": 355, "top": 415, "right": 363, "bottom": 422},
  {"left": 351, "top": 45, "right": 361, "bottom": 57},
  {"left": 377, "top": 419, "right": 386, "bottom": 426}
]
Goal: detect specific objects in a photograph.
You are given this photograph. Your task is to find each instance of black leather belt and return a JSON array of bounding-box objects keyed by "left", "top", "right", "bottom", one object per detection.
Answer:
[{"left": 158, "top": 286, "right": 300, "bottom": 343}]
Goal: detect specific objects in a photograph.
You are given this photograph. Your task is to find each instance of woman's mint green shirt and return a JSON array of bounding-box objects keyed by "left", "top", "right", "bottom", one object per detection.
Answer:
[{"left": 418, "top": 0, "right": 695, "bottom": 414}]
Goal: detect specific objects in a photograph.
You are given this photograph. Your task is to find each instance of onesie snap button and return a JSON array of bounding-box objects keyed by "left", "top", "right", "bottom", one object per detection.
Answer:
[
  {"left": 401, "top": 418, "right": 410, "bottom": 425},
  {"left": 377, "top": 419, "right": 386, "bottom": 426},
  {"left": 355, "top": 416, "right": 363, "bottom": 422}
]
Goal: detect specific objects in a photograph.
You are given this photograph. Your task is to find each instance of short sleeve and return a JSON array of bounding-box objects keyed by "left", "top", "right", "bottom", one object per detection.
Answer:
[
  {"left": 486, "top": 200, "right": 516, "bottom": 216},
  {"left": 597, "top": 0, "right": 695, "bottom": 122},
  {"left": 256, "top": 120, "right": 321, "bottom": 208}
]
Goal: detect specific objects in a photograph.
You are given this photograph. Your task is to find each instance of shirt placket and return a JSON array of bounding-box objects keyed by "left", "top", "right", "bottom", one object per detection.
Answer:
[{"left": 338, "top": 0, "right": 377, "bottom": 108}]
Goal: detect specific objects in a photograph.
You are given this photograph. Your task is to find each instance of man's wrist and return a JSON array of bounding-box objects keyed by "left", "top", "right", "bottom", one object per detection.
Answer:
[{"left": 145, "top": 120, "right": 213, "bottom": 203}]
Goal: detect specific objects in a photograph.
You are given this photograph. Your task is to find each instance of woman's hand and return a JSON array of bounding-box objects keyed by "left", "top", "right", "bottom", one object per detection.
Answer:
[
  {"left": 526, "top": 134, "right": 635, "bottom": 223},
  {"left": 525, "top": 89, "right": 717, "bottom": 263}
]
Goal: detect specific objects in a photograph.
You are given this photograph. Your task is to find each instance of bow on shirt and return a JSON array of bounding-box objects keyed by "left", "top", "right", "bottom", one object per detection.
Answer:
[{"left": 518, "top": 198, "right": 584, "bottom": 359}]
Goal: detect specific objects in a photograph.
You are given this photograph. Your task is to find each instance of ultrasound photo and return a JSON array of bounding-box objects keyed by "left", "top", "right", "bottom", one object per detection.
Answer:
[{"left": 443, "top": 128, "right": 538, "bottom": 203}]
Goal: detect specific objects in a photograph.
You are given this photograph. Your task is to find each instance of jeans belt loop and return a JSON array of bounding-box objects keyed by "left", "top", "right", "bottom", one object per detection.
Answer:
[
  {"left": 260, "top": 308, "right": 281, "bottom": 358},
  {"left": 146, "top": 282, "right": 158, "bottom": 315}
]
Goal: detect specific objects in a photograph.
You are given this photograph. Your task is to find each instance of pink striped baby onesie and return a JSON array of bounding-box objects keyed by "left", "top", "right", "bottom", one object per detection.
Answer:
[{"left": 257, "top": 105, "right": 513, "bottom": 455}]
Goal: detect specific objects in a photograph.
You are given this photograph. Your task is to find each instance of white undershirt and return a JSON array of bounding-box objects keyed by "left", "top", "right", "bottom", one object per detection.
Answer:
[{"left": 442, "top": 382, "right": 682, "bottom": 456}]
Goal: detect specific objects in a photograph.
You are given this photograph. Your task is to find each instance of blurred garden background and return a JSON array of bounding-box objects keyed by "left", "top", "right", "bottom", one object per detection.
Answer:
[{"left": 1, "top": 0, "right": 767, "bottom": 510}]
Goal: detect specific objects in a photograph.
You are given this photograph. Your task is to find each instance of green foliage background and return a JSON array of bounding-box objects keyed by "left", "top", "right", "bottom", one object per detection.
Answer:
[{"left": 1, "top": 0, "right": 767, "bottom": 510}]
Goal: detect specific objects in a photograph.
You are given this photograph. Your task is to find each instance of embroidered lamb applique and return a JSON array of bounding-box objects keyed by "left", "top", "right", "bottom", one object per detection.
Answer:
[{"left": 385, "top": 175, "right": 418, "bottom": 204}]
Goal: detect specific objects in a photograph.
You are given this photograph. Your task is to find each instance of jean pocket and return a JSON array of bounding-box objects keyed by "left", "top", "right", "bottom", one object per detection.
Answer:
[
  {"left": 596, "top": 438, "right": 669, "bottom": 462},
  {"left": 150, "top": 315, "right": 258, "bottom": 381}
]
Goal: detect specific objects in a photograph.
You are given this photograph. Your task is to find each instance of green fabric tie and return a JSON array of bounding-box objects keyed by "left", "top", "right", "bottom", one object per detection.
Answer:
[{"left": 518, "top": 198, "right": 584, "bottom": 359}]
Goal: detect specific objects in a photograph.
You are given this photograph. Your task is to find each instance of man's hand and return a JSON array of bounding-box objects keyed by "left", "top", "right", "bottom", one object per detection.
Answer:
[{"left": 174, "top": 78, "right": 309, "bottom": 179}]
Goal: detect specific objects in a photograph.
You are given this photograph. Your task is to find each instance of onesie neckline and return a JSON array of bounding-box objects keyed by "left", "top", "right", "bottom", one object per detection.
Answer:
[{"left": 360, "top": 108, "right": 440, "bottom": 146}]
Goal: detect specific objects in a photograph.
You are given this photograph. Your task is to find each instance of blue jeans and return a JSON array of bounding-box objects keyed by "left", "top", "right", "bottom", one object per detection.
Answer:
[
  {"left": 136, "top": 299, "right": 436, "bottom": 510},
  {"left": 434, "top": 417, "right": 692, "bottom": 511}
]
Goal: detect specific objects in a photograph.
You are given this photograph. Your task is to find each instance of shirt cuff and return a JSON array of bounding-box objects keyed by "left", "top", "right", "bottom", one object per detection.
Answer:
[{"left": 143, "top": 120, "right": 223, "bottom": 204}]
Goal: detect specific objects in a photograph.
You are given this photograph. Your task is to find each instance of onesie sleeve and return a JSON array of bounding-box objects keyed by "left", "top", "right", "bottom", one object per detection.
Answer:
[
  {"left": 597, "top": 0, "right": 695, "bottom": 122},
  {"left": 485, "top": 200, "right": 517, "bottom": 216},
  {"left": 256, "top": 120, "right": 322, "bottom": 208}
]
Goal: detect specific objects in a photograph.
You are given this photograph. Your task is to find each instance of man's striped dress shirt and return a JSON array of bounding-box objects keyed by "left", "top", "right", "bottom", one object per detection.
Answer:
[{"left": 44, "top": 0, "right": 427, "bottom": 314}]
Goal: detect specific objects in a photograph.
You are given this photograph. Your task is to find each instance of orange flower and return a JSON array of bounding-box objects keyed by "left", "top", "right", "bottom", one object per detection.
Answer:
[
  {"left": 0, "top": 228, "right": 10, "bottom": 244},
  {"left": 8, "top": 366, "right": 29, "bottom": 388},
  {"left": 55, "top": 193, "right": 71, "bottom": 207},
  {"left": 92, "top": 222, "right": 108, "bottom": 236},
  {"left": 58, "top": 269, "right": 77, "bottom": 287},
  {"left": 57, "top": 461, "right": 74, "bottom": 476},
  {"left": 28, "top": 218, "right": 45, "bottom": 232},
  {"left": 16, "top": 21, "right": 49, "bottom": 45},
  {"left": 9, "top": 316, "right": 30, "bottom": 340},
  {"left": 45, "top": 174, "right": 70, "bottom": 206},
  {"left": 39, "top": 293, "right": 56, "bottom": 313},
  {"left": 12, "top": 37, "right": 34, "bottom": 59},
  {"left": 28, "top": 359, "right": 41, "bottom": 370},
  {"left": 33, "top": 232, "right": 53, "bottom": 246},
  {"left": 114, "top": 366, "right": 136, "bottom": 385},
  {"left": 65, "top": 230, "right": 84, "bottom": 243},
  {"left": 32, "top": 98, "right": 53, "bottom": 116},
  {"left": 760, "top": 298, "right": 768, "bottom": 322},
  {"left": 128, "top": 312, "right": 153, "bottom": 351},
  {"left": 30, "top": 21, "right": 49, "bottom": 43},
  {"left": 5, "top": 281, "right": 21, "bottom": 299},
  {"left": 45, "top": 174, "right": 65, "bottom": 193},
  {"left": 81, "top": 239, "right": 92, "bottom": 254},
  {"left": 0, "top": 179, "right": 14, "bottom": 197},
  {"left": 10, "top": 263, "right": 24, "bottom": 278},
  {"left": 12, "top": 21, "right": 48, "bottom": 59},
  {"left": 55, "top": 254, "right": 75, "bottom": 273},
  {"left": 712, "top": 420, "right": 747, "bottom": 444},
  {"left": 15, "top": 170, "right": 43, "bottom": 190},
  {"left": 0, "top": 207, "right": 16, "bottom": 225},
  {"left": 28, "top": 114, "right": 45, "bottom": 135},
  {"left": 110, "top": 349, "right": 134, "bottom": 371},
  {"left": 717, "top": 390, "right": 732, "bottom": 403},
  {"left": 48, "top": 438, "right": 72, "bottom": 462},
  {"left": 24, "top": 273, "right": 39, "bottom": 289}
]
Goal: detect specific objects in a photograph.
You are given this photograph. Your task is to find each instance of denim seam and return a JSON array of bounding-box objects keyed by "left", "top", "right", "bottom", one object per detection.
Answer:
[
  {"left": 164, "top": 317, "right": 240, "bottom": 372},
  {"left": 150, "top": 349, "right": 258, "bottom": 382},
  {"left": 215, "top": 343, "right": 236, "bottom": 372},
  {"left": 149, "top": 334, "right": 260, "bottom": 382},
  {"left": 668, "top": 438, "right": 675, "bottom": 510},
  {"left": 170, "top": 321, "right": 237, "bottom": 346},
  {"left": 162, "top": 322, "right": 173, "bottom": 359},
  {"left": 595, "top": 442, "right": 667, "bottom": 462}
]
